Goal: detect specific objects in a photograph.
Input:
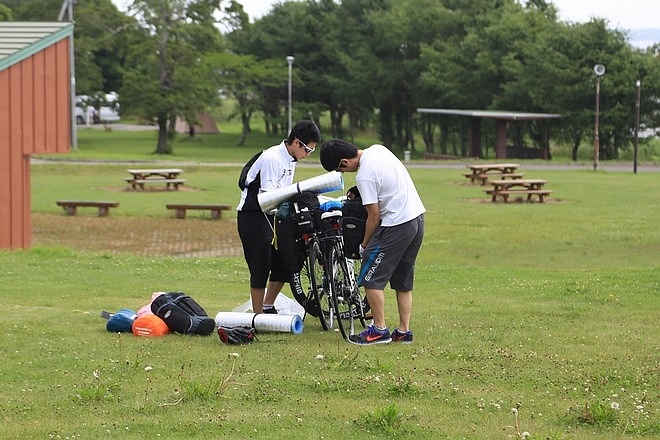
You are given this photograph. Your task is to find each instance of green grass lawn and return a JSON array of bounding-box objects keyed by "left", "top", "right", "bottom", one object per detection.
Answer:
[{"left": 1, "top": 127, "right": 658, "bottom": 439}]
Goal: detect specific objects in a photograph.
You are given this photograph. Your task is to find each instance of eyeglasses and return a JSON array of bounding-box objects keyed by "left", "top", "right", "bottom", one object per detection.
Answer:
[
  {"left": 335, "top": 160, "right": 346, "bottom": 172},
  {"left": 299, "top": 139, "right": 315, "bottom": 154}
]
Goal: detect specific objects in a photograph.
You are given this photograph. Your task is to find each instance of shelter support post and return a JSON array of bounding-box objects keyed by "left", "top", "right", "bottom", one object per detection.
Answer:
[{"left": 495, "top": 120, "right": 507, "bottom": 159}]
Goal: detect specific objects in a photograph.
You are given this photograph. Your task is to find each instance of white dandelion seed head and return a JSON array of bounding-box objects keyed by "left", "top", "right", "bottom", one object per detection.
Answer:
[
  {"left": 522, "top": 431, "right": 530, "bottom": 438},
  {"left": 144, "top": 366, "right": 153, "bottom": 372},
  {"left": 315, "top": 354, "right": 324, "bottom": 360},
  {"left": 511, "top": 408, "right": 518, "bottom": 415},
  {"left": 229, "top": 352, "right": 240, "bottom": 358},
  {"left": 610, "top": 402, "right": 620, "bottom": 410},
  {"left": 93, "top": 370, "right": 100, "bottom": 380}
]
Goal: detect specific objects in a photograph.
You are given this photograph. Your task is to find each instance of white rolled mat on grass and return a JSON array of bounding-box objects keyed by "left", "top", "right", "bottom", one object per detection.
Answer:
[
  {"left": 257, "top": 171, "right": 344, "bottom": 213},
  {"left": 215, "top": 312, "right": 304, "bottom": 335},
  {"left": 232, "top": 292, "right": 305, "bottom": 315}
]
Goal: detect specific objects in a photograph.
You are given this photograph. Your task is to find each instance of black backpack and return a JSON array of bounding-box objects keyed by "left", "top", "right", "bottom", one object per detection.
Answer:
[
  {"left": 238, "top": 151, "right": 263, "bottom": 190},
  {"left": 275, "top": 192, "right": 320, "bottom": 273},
  {"left": 341, "top": 186, "right": 367, "bottom": 259},
  {"left": 151, "top": 292, "right": 216, "bottom": 335}
]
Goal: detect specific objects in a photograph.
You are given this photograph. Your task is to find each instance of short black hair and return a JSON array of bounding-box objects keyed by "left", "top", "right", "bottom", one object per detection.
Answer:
[
  {"left": 319, "top": 139, "right": 358, "bottom": 172},
  {"left": 287, "top": 120, "right": 321, "bottom": 145}
]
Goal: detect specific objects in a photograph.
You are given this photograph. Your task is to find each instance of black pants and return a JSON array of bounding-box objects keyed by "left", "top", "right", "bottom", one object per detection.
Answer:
[{"left": 237, "top": 210, "right": 290, "bottom": 288}]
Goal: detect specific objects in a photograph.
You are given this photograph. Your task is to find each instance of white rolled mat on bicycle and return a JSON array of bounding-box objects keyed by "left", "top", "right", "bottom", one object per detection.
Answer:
[
  {"left": 257, "top": 171, "right": 344, "bottom": 213},
  {"left": 215, "top": 312, "right": 304, "bottom": 335}
]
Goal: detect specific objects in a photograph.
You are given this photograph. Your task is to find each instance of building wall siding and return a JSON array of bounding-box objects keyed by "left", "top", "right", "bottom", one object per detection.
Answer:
[{"left": 0, "top": 37, "right": 71, "bottom": 249}]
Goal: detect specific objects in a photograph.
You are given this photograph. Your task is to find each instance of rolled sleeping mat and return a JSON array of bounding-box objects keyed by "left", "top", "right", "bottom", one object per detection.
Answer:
[
  {"left": 258, "top": 171, "right": 344, "bottom": 213},
  {"left": 215, "top": 311, "right": 304, "bottom": 335}
]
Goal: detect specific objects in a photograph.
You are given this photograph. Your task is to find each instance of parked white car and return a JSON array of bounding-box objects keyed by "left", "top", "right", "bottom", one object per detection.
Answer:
[{"left": 75, "top": 92, "right": 120, "bottom": 124}]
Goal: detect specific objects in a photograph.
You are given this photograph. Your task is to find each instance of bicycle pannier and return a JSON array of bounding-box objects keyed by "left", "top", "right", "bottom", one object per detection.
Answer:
[
  {"left": 275, "top": 192, "right": 320, "bottom": 273},
  {"left": 341, "top": 186, "right": 367, "bottom": 259}
]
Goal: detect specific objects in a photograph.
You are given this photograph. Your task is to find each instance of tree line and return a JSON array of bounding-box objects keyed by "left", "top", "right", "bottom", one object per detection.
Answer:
[{"left": 2, "top": 0, "right": 659, "bottom": 158}]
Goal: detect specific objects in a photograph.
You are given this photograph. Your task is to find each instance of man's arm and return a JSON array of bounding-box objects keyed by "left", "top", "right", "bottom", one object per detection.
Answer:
[{"left": 362, "top": 203, "right": 380, "bottom": 249}]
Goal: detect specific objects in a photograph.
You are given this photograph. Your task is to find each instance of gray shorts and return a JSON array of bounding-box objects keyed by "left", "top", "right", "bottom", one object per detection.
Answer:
[{"left": 357, "top": 214, "right": 424, "bottom": 291}]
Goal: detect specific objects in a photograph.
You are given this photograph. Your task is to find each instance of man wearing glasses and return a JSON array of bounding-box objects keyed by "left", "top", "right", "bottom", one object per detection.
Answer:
[
  {"left": 237, "top": 120, "right": 321, "bottom": 314},
  {"left": 320, "top": 139, "right": 425, "bottom": 345}
]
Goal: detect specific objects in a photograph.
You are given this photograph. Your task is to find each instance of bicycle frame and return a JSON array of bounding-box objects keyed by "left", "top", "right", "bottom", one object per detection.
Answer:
[{"left": 290, "top": 209, "right": 369, "bottom": 340}]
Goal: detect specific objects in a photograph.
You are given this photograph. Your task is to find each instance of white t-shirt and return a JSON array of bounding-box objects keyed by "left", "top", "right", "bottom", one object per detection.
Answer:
[
  {"left": 237, "top": 141, "right": 296, "bottom": 211},
  {"left": 356, "top": 144, "right": 426, "bottom": 227}
]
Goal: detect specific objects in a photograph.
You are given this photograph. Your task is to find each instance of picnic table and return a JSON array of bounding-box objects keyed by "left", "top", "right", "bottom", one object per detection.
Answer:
[
  {"left": 125, "top": 168, "right": 186, "bottom": 191},
  {"left": 485, "top": 179, "right": 552, "bottom": 203},
  {"left": 464, "top": 163, "right": 521, "bottom": 185}
]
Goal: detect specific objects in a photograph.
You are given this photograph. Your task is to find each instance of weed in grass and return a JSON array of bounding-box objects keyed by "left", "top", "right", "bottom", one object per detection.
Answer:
[
  {"left": 336, "top": 350, "right": 360, "bottom": 368},
  {"left": 506, "top": 405, "right": 531, "bottom": 439},
  {"left": 569, "top": 401, "right": 619, "bottom": 428},
  {"left": 564, "top": 279, "right": 597, "bottom": 296},
  {"left": 178, "top": 356, "right": 245, "bottom": 402},
  {"left": 75, "top": 369, "right": 117, "bottom": 403},
  {"left": 358, "top": 403, "right": 405, "bottom": 436},
  {"left": 386, "top": 375, "right": 421, "bottom": 398},
  {"left": 563, "top": 392, "right": 658, "bottom": 436}
]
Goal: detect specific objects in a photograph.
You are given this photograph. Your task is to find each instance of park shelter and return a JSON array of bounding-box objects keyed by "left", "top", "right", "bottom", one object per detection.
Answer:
[
  {"left": 174, "top": 113, "right": 219, "bottom": 134},
  {"left": 0, "top": 22, "right": 74, "bottom": 249},
  {"left": 417, "top": 108, "right": 561, "bottom": 160}
]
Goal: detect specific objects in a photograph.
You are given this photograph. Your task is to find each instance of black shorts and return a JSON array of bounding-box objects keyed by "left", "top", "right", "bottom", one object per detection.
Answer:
[{"left": 237, "top": 210, "right": 290, "bottom": 288}]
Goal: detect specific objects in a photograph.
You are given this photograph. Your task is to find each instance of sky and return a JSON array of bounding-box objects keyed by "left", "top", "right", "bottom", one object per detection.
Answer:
[{"left": 111, "top": 0, "right": 659, "bottom": 48}]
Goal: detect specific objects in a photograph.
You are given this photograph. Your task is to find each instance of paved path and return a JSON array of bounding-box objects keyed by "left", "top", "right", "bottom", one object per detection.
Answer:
[{"left": 31, "top": 156, "right": 659, "bottom": 172}]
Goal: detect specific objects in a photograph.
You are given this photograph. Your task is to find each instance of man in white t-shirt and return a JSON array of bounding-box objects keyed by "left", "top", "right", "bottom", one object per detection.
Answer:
[
  {"left": 320, "top": 139, "right": 425, "bottom": 345},
  {"left": 237, "top": 120, "right": 321, "bottom": 314}
]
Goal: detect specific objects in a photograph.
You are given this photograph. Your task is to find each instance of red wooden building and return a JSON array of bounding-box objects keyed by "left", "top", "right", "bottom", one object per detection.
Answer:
[{"left": 0, "top": 22, "right": 74, "bottom": 249}]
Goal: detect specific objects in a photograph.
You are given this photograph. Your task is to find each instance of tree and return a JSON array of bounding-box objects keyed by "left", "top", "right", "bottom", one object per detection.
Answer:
[
  {"left": 0, "top": 3, "right": 12, "bottom": 20},
  {"left": 121, "top": 0, "right": 226, "bottom": 154},
  {"left": 207, "top": 53, "right": 285, "bottom": 145},
  {"left": 227, "top": 0, "right": 336, "bottom": 137}
]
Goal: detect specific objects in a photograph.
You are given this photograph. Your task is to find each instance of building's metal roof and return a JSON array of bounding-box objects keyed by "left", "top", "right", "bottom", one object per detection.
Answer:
[
  {"left": 417, "top": 108, "right": 561, "bottom": 120},
  {"left": 0, "top": 21, "right": 73, "bottom": 71}
]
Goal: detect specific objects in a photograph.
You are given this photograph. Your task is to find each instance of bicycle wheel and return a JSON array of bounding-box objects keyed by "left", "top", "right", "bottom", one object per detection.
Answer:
[
  {"left": 290, "top": 240, "right": 323, "bottom": 318},
  {"left": 312, "top": 240, "right": 333, "bottom": 330},
  {"left": 329, "top": 242, "right": 366, "bottom": 339},
  {"left": 347, "top": 256, "right": 370, "bottom": 327}
]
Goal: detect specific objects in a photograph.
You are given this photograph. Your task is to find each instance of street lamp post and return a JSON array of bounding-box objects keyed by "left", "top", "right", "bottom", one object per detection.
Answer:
[
  {"left": 634, "top": 79, "right": 641, "bottom": 174},
  {"left": 593, "top": 64, "right": 605, "bottom": 171},
  {"left": 286, "top": 56, "right": 295, "bottom": 134}
]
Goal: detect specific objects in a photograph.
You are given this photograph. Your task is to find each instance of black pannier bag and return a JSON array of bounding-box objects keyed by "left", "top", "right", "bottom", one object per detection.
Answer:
[
  {"left": 151, "top": 292, "right": 216, "bottom": 335},
  {"left": 341, "top": 186, "right": 367, "bottom": 259},
  {"left": 275, "top": 191, "right": 320, "bottom": 273}
]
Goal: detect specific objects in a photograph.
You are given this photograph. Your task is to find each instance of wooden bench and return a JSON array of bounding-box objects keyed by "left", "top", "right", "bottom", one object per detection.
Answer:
[
  {"left": 124, "top": 178, "right": 187, "bottom": 191},
  {"left": 484, "top": 189, "right": 553, "bottom": 203},
  {"left": 56, "top": 200, "right": 119, "bottom": 216},
  {"left": 166, "top": 203, "right": 231, "bottom": 220}
]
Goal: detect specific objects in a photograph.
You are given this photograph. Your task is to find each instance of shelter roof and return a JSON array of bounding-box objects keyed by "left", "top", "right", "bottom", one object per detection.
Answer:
[
  {"left": 0, "top": 21, "right": 73, "bottom": 71},
  {"left": 417, "top": 108, "right": 561, "bottom": 120}
]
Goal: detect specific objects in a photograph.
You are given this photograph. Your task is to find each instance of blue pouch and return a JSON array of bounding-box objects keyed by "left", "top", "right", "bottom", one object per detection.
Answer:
[
  {"left": 106, "top": 308, "right": 137, "bottom": 332},
  {"left": 320, "top": 200, "right": 342, "bottom": 212}
]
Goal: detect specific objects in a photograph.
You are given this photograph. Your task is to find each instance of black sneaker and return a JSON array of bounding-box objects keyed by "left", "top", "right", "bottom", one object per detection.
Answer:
[
  {"left": 391, "top": 328, "right": 413, "bottom": 344},
  {"left": 262, "top": 307, "right": 278, "bottom": 314},
  {"left": 348, "top": 324, "right": 391, "bottom": 345}
]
